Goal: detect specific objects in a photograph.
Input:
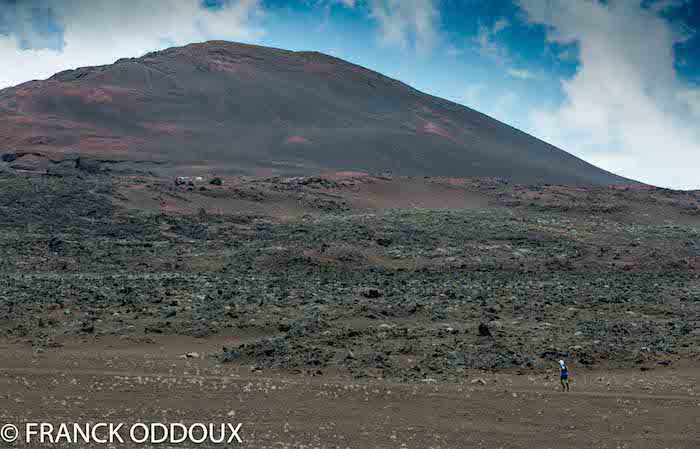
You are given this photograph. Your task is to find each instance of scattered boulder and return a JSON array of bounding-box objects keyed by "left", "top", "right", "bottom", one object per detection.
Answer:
[
  {"left": 1, "top": 152, "right": 17, "bottom": 162},
  {"left": 360, "top": 288, "right": 383, "bottom": 299},
  {"left": 478, "top": 323, "right": 492, "bottom": 337},
  {"left": 75, "top": 157, "right": 101, "bottom": 174},
  {"left": 218, "top": 347, "right": 242, "bottom": 363},
  {"left": 485, "top": 304, "right": 502, "bottom": 314},
  {"left": 48, "top": 237, "right": 63, "bottom": 254},
  {"left": 376, "top": 238, "right": 393, "bottom": 247}
]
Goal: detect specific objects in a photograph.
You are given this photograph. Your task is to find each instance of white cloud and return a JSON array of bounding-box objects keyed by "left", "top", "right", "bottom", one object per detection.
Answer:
[
  {"left": 473, "top": 20, "right": 511, "bottom": 65},
  {"left": 371, "top": 0, "right": 440, "bottom": 52},
  {"left": 473, "top": 18, "right": 540, "bottom": 82},
  {"left": 0, "top": 0, "right": 264, "bottom": 89},
  {"left": 492, "top": 18, "right": 510, "bottom": 34},
  {"left": 334, "top": 0, "right": 440, "bottom": 52},
  {"left": 518, "top": 0, "right": 700, "bottom": 189},
  {"left": 507, "top": 68, "right": 537, "bottom": 80},
  {"left": 677, "top": 89, "right": 700, "bottom": 117}
]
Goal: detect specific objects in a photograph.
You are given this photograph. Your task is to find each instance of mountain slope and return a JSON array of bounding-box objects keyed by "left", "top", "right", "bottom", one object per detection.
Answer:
[{"left": 0, "top": 41, "right": 638, "bottom": 185}]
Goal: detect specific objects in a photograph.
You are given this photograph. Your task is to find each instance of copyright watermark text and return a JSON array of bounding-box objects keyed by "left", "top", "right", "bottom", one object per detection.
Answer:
[{"left": 0, "top": 422, "right": 242, "bottom": 445}]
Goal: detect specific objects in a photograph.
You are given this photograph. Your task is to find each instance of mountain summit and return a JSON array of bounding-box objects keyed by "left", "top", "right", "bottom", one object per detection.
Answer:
[{"left": 0, "top": 41, "right": 636, "bottom": 185}]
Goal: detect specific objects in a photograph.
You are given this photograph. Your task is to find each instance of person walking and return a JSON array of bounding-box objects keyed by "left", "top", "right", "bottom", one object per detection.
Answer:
[{"left": 559, "top": 359, "right": 570, "bottom": 391}]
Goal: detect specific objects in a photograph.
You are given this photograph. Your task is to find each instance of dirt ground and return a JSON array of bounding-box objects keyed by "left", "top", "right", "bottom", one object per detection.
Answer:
[{"left": 1, "top": 337, "right": 698, "bottom": 449}]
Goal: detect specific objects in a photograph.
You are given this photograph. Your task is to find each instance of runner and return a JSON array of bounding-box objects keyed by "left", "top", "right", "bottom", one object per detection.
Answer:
[{"left": 559, "top": 359, "right": 570, "bottom": 392}]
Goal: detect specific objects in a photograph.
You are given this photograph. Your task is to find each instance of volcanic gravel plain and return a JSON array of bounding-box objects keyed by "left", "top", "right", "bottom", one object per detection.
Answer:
[{"left": 0, "top": 167, "right": 699, "bottom": 448}]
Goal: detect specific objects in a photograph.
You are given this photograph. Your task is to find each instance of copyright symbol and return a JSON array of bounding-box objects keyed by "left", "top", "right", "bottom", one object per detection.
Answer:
[{"left": 1, "top": 424, "right": 18, "bottom": 443}]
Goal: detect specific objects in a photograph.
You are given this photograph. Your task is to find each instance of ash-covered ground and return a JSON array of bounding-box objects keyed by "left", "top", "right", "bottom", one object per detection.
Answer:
[{"left": 1, "top": 168, "right": 699, "bottom": 382}]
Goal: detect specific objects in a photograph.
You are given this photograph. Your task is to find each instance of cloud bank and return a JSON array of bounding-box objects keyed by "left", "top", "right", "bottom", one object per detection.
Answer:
[{"left": 517, "top": 0, "right": 700, "bottom": 189}]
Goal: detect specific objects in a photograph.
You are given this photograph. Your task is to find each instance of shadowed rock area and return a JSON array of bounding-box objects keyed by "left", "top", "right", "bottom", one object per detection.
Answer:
[{"left": 0, "top": 41, "right": 638, "bottom": 186}]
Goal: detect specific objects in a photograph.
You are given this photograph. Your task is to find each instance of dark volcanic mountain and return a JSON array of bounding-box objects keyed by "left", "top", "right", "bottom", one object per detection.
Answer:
[{"left": 0, "top": 41, "right": 636, "bottom": 185}]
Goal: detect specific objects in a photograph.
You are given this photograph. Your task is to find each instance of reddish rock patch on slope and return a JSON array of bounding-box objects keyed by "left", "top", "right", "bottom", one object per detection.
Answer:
[
  {"left": 285, "top": 136, "right": 311, "bottom": 145},
  {"left": 420, "top": 120, "right": 455, "bottom": 141}
]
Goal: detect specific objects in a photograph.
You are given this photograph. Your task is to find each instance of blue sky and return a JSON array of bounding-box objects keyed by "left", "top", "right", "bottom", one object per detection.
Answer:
[{"left": 1, "top": 0, "right": 699, "bottom": 188}]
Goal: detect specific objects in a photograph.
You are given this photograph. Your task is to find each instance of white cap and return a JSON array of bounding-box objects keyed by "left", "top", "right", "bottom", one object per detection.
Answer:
[{"left": 559, "top": 360, "right": 564, "bottom": 365}]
